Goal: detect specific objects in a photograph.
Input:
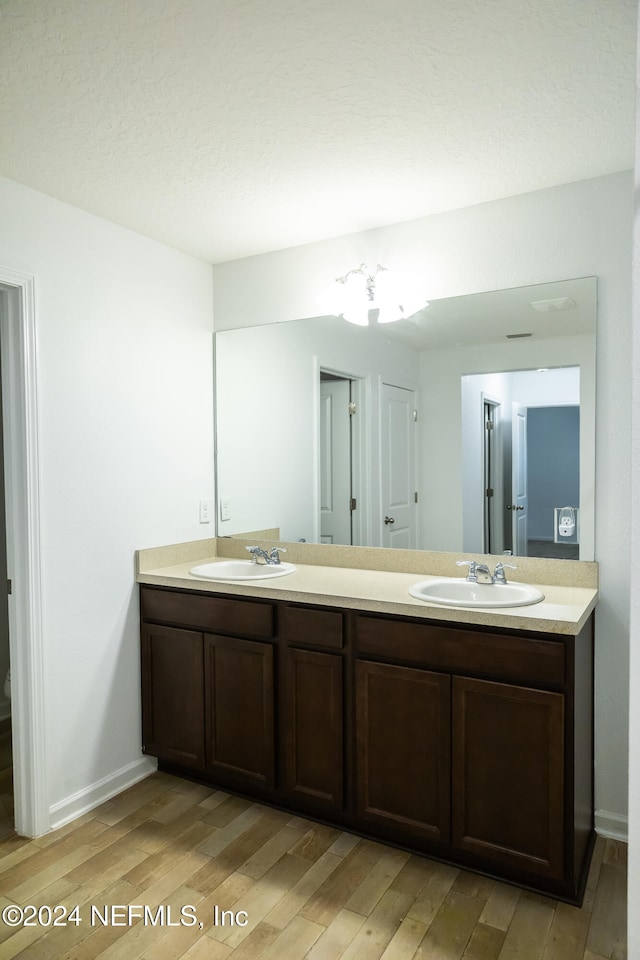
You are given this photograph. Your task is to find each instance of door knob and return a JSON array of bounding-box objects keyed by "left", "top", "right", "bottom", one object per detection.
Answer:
[
  {"left": 384, "top": 516, "right": 395, "bottom": 525},
  {"left": 507, "top": 504, "right": 524, "bottom": 511}
]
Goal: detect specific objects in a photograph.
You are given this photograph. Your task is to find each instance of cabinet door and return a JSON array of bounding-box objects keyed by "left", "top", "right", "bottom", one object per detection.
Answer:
[
  {"left": 204, "top": 634, "right": 275, "bottom": 789},
  {"left": 141, "top": 624, "right": 205, "bottom": 769},
  {"left": 281, "top": 648, "right": 343, "bottom": 810},
  {"left": 355, "top": 660, "right": 450, "bottom": 842},
  {"left": 452, "top": 676, "right": 564, "bottom": 879}
]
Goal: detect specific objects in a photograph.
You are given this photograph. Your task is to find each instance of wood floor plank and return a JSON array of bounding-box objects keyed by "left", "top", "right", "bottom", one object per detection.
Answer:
[
  {"left": 585, "top": 862, "right": 627, "bottom": 960},
  {"left": 496, "top": 893, "right": 556, "bottom": 960},
  {"left": 10, "top": 878, "right": 141, "bottom": 960},
  {"left": 378, "top": 915, "right": 429, "bottom": 960},
  {"left": 218, "top": 920, "right": 280, "bottom": 960},
  {"left": 406, "top": 860, "right": 459, "bottom": 927},
  {"left": 201, "top": 796, "right": 255, "bottom": 829},
  {"left": 541, "top": 902, "right": 591, "bottom": 960},
  {"left": 388, "top": 854, "right": 436, "bottom": 899},
  {"left": 344, "top": 848, "right": 410, "bottom": 917},
  {"left": 300, "top": 841, "right": 390, "bottom": 927},
  {"left": 289, "top": 824, "right": 342, "bottom": 863},
  {"left": 478, "top": 883, "right": 522, "bottom": 932},
  {"left": 306, "top": 908, "right": 368, "bottom": 960},
  {"left": 196, "top": 805, "right": 264, "bottom": 858},
  {"left": 264, "top": 851, "right": 344, "bottom": 930},
  {"left": 209, "top": 853, "right": 311, "bottom": 948},
  {"left": 337, "top": 888, "right": 413, "bottom": 960},
  {"left": 0, "top": 772, "right": 627, "bottom": 960},
  {"left": 237, "top": 825, "right": 306, "bottom": 879},
  {"left": 326, "top": 833, "right": 361, "bottom": 859},
  {"left": 461, "top": 922, "right": 506, "bottom": 960},
  {"left": 188, "top": 809, "right": 289, "bottom": 897},
  {"left": 413, "top": 888, "right": 486, "bottom": 960},
  {"left": 257, "top": 914, "right": 325, "bottom": 960}
]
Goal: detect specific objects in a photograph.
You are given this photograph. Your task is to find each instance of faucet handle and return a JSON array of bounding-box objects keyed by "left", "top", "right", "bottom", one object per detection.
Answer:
[
  {"left": 494, "top": 561, "right": 517, "bottom": 583},
  {"left": 246, "top": 545, "right": 264, "bottom": 562},
  {"left": 267, "top": 547, "right": 287, "bottom": 564},
  {"left": 456, "top": 560, "right": 477, "bottom": 581}
]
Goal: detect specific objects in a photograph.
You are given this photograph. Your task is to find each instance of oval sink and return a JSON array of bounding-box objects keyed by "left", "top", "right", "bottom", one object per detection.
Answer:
[
  {"left": 409, "top": 578, "right": 544, "bottom": 608},
  {"left": 190, "top": 560, "right": 297, "bottom": 581}
]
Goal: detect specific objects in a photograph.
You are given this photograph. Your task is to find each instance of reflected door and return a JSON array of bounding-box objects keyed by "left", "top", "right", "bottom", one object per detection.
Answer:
[
  {"left": 510, "top": 403, "right": 528, "bottom": 556},
  {"left": 381, "top": 383, "right": 417, "bottom": 548},
  {"left": 320, "top": 377, "right": 352, "bottom": 544}
]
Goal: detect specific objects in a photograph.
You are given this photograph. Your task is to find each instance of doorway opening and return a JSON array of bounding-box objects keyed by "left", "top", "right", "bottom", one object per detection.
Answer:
[{"left": 462, "top": 366, "right": 580, "bottom": 559}]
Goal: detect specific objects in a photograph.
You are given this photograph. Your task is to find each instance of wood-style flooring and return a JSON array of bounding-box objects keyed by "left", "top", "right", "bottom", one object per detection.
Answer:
[{"left": 0, "top": 771, "right": 627, "bottom": 959}]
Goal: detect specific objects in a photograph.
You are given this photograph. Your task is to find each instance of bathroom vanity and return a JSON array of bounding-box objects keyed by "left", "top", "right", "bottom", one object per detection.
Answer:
[{"left": 137, "top": 539, "right": 597, "bottom": 905}]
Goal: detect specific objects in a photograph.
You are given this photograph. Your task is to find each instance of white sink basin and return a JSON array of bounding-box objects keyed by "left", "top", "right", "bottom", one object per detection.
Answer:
[
  {"left": 189, "top": 560, "right": 297, "bottom": 581},
  {"left": 408, "top": 577, "right": 544, "bottom": 608}
]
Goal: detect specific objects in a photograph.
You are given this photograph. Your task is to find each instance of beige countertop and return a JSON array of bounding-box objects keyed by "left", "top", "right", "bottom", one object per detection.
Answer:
[{"left": 137, "top": 552, "right": 598, "bottom": 636}]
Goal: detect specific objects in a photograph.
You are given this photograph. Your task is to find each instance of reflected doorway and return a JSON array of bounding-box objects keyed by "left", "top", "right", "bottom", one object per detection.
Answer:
[
  {"left": 319, "top": 371, "right": 365, "bottom": 546},
  {"left": 464, "top": 366, "right": 580, "bottom": 558}
]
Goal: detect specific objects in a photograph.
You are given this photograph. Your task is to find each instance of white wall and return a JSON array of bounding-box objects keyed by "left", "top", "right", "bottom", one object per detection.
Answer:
[
  {"left": 0, "top": 177, "right": 215, "bottom": 824},
  {"left": 213, "top": 172, "right": 633, "bottom": 835}
]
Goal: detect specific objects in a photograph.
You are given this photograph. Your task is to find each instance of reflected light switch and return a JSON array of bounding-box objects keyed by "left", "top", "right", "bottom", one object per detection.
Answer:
[{"left": 219, "top": 498, "right": 231, "bottom": 522}]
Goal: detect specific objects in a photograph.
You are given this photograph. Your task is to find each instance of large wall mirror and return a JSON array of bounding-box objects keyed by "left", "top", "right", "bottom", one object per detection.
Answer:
[{"left": 214, "top": 275, "right": 596, "bottom": 560}]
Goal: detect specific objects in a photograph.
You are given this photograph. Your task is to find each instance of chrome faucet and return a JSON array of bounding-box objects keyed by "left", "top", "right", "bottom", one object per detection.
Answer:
[
  {"left": 457, "top": 559, "right": 517, "bottom": 584},
  {"left": 246, "top": 545, "right": 287, "bottom": 565},
  {"left": 473, "top": 563, "right": 494, "bottom": 584}
]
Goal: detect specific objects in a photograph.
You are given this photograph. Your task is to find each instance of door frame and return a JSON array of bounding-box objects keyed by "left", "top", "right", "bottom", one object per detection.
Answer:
[
  {"left": 0, "top": 267, "right": 48, "bottom": 837},
  {"left": 480, "top": 393, "right": 504, "bottom": 555},
  {"left": 314, "top": 360, "right": 369, "bottom": 547}
]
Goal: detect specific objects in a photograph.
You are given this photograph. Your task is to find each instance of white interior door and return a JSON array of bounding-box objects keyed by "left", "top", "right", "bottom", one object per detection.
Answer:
[
  {"left": 320, "top": 378, "right": 352, "bottom": 544},
  {"left": 510, "top": 402, "right": 528, "bottom": 556},
  {"left": 380, "top": 383, "right": 417, "bottom": 548}
]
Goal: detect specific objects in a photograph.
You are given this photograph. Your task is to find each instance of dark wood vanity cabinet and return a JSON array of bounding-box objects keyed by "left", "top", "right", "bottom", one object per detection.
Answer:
[
  {"left": 279, "top": 604, "right": 345, "bottom": 812},
  {"left": 204, "top": 633, "right": 275, "bottom": 789},
  {"left": 451, "top": 676, "right": 565, "bottom": 880},
  {"left": 141, "top": 623, "right": 205, "bottom": 769},
  {"left": 355, "top": 659, "right": 450, "bottom": 843},
  {"left": 139, "top": 583, "right": 594, "bottom": 904}
]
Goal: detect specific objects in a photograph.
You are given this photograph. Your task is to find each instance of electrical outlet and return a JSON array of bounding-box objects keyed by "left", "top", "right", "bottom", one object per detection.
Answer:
[
  {"left": 199, "top": 499, "right": 212, "bottom": 523},
  {"left": 219, "top": 498, "right": 231, "bottom": 522}
]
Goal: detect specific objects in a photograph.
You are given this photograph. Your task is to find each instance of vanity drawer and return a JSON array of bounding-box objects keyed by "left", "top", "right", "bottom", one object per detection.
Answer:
[
  {"left": 355, "top": 615, "right": 565, "bottom": 688},
  {"left": 140, "top": 587, "right": 275, "bottom": 640},
  {"left": 281, "top": 604, "right": 343, "bottom": 649}
]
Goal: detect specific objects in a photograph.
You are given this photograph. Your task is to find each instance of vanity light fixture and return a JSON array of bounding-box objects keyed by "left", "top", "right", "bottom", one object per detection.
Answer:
[
  {"left": 334, "top": 262, "right": 427, "bottom": 326},
  {"left": 530, "top": 297, "right": 576, "bottom": 312}
]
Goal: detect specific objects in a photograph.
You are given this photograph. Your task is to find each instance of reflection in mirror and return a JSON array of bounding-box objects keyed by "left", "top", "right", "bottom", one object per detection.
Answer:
[{"left": 214, "top": 277, "right": 595, "bottom": 560}]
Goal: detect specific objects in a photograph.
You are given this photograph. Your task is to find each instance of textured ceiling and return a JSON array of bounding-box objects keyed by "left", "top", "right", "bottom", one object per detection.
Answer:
[{"left": 0, "top": 0, "right": 636, "bottom": 263}]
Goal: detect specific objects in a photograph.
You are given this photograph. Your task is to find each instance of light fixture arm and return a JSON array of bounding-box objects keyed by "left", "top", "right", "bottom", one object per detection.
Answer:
[{"left": 335, "top": 262, "right": 387, "bottom": 302}]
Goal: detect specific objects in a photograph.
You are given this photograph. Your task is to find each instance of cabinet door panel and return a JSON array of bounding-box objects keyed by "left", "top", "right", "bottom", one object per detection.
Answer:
[
  {"left": 205, "top": 634, "right": 275, "bottom": 788},
  {"left": 452, "top": 676, "right": 564, "bottom": 879},
  {"left": 282, "top": 648, "right": 343, "bottom": 809},
  {"left": 356, "top": 660, "right": 450, "bottom": 842},
  {"left": 141, "top": 624, "right": 205, "bottom": 768}
]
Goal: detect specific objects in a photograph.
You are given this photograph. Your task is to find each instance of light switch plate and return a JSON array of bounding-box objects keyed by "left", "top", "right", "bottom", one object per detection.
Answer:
[{"left": 199, "top": 499, "right": 213, "bottom": 523}]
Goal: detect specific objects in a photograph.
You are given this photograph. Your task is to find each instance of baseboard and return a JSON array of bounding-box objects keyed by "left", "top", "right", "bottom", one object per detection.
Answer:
[
  {"left": 595, "top": 809, "right": 628, "bottom": 842},
  {"left": 48, "top": 756, "right": 158, "bottom": 832}
]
